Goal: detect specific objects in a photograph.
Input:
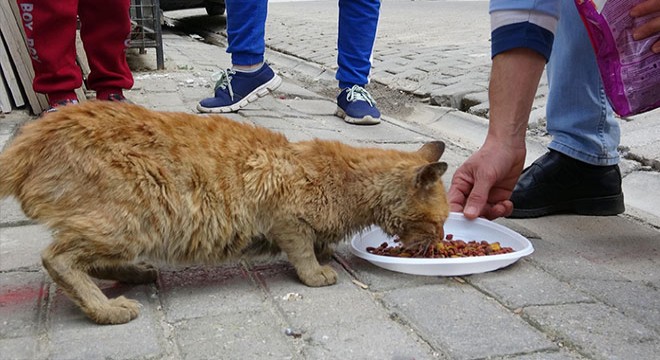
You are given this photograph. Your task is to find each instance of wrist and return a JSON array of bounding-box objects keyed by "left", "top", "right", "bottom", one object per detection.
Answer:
[{"left": 485, "top": 122, "right": 527, "bottom": 150}]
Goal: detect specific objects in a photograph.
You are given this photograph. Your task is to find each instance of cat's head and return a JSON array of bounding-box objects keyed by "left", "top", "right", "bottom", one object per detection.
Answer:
[{"left": 376, "top": 141, "right": 449, "bottom": 249}]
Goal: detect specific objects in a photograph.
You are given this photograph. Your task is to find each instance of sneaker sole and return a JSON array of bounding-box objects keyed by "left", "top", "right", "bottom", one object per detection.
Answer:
[
  {"left": 508, "top": 193, "right": 625, "bottom": 218},
  {"left": 335, "top": 107, "right": 381, "bottom": 125},
  {"left": 196, "top": 74, "right": 283, "bottom": 113}
]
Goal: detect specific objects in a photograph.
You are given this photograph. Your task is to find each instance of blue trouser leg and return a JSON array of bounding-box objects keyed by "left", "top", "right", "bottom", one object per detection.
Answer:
[
  {"left": 546, "top": 0, "right": 619, "bottom": 165},
  {"left": 226, "top": 0, "right": 267, "bottom": 66},
  {"left": 336, "top": 0, "right": 381, "bottom": 89}
]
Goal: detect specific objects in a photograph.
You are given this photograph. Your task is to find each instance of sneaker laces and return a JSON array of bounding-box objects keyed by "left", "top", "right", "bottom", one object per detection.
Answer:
[
  {"left": 344, "top": 85, "right": 376, "bottom": 107},
  {"left": 211, "top": 69, "right": 236, "bottom": 100}
]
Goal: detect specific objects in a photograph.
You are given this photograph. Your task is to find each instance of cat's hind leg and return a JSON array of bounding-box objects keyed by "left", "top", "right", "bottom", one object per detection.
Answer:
[
  {"left": 42, "top": 231, "right": 141, "bottom": 325},
  {"left": 88, "top": 262, "right": 158, "bottom": 284},
  {"left": 314, "top": 240, "right": 336, "bottom": 263},
  {"left": 271, "top": 224, "right": 337, "bottom": 287}
]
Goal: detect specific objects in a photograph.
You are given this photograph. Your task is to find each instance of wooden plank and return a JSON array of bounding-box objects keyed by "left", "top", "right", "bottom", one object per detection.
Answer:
[
  {"left": 75, "top": 31, "right": 89, "bottom": 102},
  {"left": 0, "top": 77, "right": 12, "bottom": 113},
  {"left": 0, "top": 32, "right": 25, "bottom": 107},
  {"left": 0, "top": 0, "right": 47, "bottom": 113},
  {"left": 9, "top": 0, "right": 49, "bottom": 110},
  {"left": 75, "top": 31, "right": 91, "bottom": 78}
]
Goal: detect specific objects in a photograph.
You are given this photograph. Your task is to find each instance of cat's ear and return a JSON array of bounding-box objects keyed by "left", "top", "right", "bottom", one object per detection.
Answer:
[
  {"left": 417, "top": 141, "right": 445, "bottom": 162},
  {"left": 414, "top": 162, "right": 448, "bottom": 190}
]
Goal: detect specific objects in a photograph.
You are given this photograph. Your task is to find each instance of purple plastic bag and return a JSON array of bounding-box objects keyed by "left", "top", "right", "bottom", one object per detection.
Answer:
[{"left": 575, "top": 0, "right": 660, "bottom": 116}]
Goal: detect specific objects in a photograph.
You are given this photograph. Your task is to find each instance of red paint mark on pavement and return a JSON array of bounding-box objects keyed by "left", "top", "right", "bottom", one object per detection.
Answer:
[{"left": 0, "top": 285, "right": 46, "bottom": 306}]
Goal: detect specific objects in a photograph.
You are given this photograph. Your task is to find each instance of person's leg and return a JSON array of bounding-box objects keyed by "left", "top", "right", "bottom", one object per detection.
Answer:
[
  {"left": 546, "top": 0, "right": 619, "bottom": 166},
  {"left": 226, "top": 0, "right": 266, "bottom": 67},
  {"left": 334, "top": 0, "right": 381, "bottom": 125},
  {"left": 78, "top": 0, "right": 133, "bottom": 101},
  {"left": 16, "top": 0, "right": 80, "bottom": 107},
  {"left": 508, "top": 0, "right": 624, "bottom": 218},
  {"left": 336, "top": 0, "right": 379, "bottom": 89},
  {"left": 197, "top": 0, "right": 281, "bottom": 113}
]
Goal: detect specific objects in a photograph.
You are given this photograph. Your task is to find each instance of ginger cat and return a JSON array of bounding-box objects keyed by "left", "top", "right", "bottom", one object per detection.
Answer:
[{"left": 0, "top": 101, "right": 449, "bottom": 324}]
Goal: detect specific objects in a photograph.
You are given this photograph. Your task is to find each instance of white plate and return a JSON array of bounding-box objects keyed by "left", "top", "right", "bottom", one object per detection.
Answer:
[{"left": 350, "top": 212, "right": 534, "bottom": 276}]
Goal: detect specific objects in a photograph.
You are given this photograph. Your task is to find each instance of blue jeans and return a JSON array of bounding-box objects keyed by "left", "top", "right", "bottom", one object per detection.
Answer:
[
  {"left": 225, "top": 0, "right": 380, "bottom": 89},
  {"left": 226, "top": 0, "right": 268, "bottom": 66},
  {"left": 546, "top": 0, "right": 619, "bottom": 165}
]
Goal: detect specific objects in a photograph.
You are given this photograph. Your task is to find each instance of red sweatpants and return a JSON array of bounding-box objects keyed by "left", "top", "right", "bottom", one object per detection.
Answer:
[{"left": 16, "top": 0, "right": 134, "bottom": 103}]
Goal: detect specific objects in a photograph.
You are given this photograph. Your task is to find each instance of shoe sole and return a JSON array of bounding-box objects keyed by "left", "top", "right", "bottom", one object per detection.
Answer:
[
  {"left": 335, "top": 108, "right": 381, "bottom": 125},
  {"left": 508, "top": 193, "right": 625, "bottom": 218},
  {"left": 196, "top": 74, "right": 283, "bottom": 113}
]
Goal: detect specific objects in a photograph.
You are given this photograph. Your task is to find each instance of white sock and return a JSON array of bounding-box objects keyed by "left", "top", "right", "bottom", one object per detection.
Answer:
[{"left": 233, "top": 63, "right": 264, "bottom": 73}]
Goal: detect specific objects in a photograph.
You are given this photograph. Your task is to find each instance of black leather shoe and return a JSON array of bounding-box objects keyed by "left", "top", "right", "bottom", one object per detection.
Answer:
[{"left": 508, "top": 150, "right": 625, "bottom": 218}]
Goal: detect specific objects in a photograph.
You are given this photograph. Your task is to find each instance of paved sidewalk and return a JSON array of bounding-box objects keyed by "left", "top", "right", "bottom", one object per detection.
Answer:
[{"left": 1, "top": 16, "right": 659, "bottom": 360}]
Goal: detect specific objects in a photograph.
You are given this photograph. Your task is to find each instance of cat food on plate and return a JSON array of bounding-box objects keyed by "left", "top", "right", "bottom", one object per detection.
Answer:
[
  {"left": 350, "top": 213, "right": 534, "bottom": 276},
  {"left": 366, "top": 235, "right": 514, "bottom": 258}
]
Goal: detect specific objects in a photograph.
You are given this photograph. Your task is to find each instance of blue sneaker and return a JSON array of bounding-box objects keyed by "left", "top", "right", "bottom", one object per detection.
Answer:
[
  {"left": 197, "top": 63, "right": 282, "bottom": 113},
  {"left": 335, "top": 85, "right": 381, "bottom": 125}
]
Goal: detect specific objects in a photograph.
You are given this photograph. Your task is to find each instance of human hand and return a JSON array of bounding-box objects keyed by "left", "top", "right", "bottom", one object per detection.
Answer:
[
  {"left": 630, "top": 0, "right": 660, "bottom": 53},
  {"left": 447, "top": 139, "right": 526, "bottom": 220}
]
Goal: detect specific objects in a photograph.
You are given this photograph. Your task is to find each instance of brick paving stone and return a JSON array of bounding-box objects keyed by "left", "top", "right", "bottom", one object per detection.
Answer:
[
  {"left": 0, "top": 272, "right": 47, "bottom": 339},
  {"left": 467, "top": 261, "right": 595, "bottom": 309},
  {"left": 0, "top": 198, "right": 30, "bottom": 225},
  {"left": 272, "top": 276, "right": 381, "bottom": 327},
  {"left": 507, "top": 350, "right": 587, "bottom": 360},
  {"left": 622, "top": 171, "right": 660, "bottom": 228},
  {"left": 523, "top": 303, "right": 660, "bottom": 360},
  {"left": 250, "top": 116, "right": 308, "bottom": 132},
  {"left": 47, "top": 283, "right": 165, "bottom": 359},
  {"left": 0, "top": 225, "right": 51, "bottom": 271},
  {"left": 522, "top": 238, "right": 630, "bottom": 283},
  {"left": 254, "top": 261, "right": 439, "bottom": 359},
  {"left": 299, "top": 320, "right": 440, "bottom": 360},
  {"left": 138, "top": 92, "right": 187, "bottom": 111},
  {"left": 383, "top": 285, "right": 556, "bottom": 359},
  {"left": 0, "top": 336, "right": 41, "bottom": 360},
  {"left": 279, "top": 99, "right": 337, "bottom": 117},
  {"left": 158, "top": 265, "right": 265, "bottom": 323},
  {"left": 507, "top": 216, "right": 660, "bottom": 284},
  {"left": 173, "top": 311, "right": 295, "bottom": 360},
  {"left": 571, "top": 278, "right": 660, "bottom": 333},
  {"left": 466, "top": 102, "right": 489, "bottom": 118},
  {"left": 0, "top": 121, "right": 20, "bottom": 152}
]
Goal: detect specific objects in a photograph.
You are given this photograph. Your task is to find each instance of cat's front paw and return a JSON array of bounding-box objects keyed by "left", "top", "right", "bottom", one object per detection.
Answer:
[
  {"left": 88, "top": 296, "right": 141, "bottom": 325},
  {"left": 298, "top": 265, "right": 337, "bottom": 287}
]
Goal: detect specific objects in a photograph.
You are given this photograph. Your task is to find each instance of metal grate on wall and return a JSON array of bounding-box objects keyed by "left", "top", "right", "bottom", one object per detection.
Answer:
[{"left": 129, "top": 0, "right": 164, "bottom": 70}]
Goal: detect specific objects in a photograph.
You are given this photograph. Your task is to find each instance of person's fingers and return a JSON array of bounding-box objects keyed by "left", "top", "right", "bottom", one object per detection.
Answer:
[
  {"left": 486, "top": 200, "right": 513, "bottom": 220},
  {"left": 632, "top": 17, "right": 660, "bottom": 41},
  {"left": 630, "top": 0, "right": 660, "bottom": 17},
  {"left": 448, "top": 170, "right": 474, "bottom": 213},
  {"left": 463, "top": 178, "right": 494, "bottom": 219},
  {"left": 631, "top": 0, "right": 660, "bottom": 51},
  {"left": 501, "top": 200, "right": 514, "bottom": 217},
  {"left": 630, "top": 0, "right": 660, "bottom": 52},
  {"left": 447, "top": 185, "right": 467, "bottom": 212},
  {"left": 449, "top": 202, "right": 464, "bottom": 213}
]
